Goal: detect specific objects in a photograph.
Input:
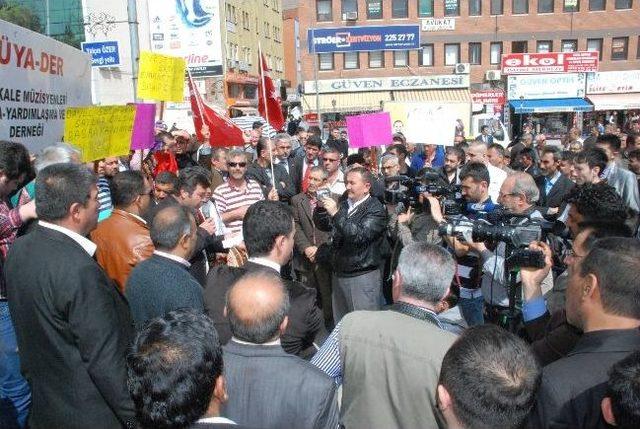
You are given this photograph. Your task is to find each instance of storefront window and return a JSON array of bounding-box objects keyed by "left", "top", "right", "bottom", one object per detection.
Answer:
[
  {"left": 319, "top": 53, "right": 334, "bottom": 70},
  {"left": 316, "top": 0, "right": 332, "bottom": 21},
  {"left": 444, "top": 43, "right": 460, "bottom": 65},
  {"left": 228, "top": 83, "right": 242, "bottom": 98},
  {"left": 490, "top": 42, "right": 502, "bottom": 64},
  {"left": 531, "top": 113, "right": 573, "bottom": 137},
  {"left": 587, "top": 38, "right": 603, "bottom": 60},
  {"left": 244, "top": 84, "right": 257, "bottom": 99},
  {"left": 344, "top": 52, "right": 359, "bottom": 69},
  {"left": 444, "top": 0, "right": 460, "bottom": 16},
  {"left": 537, "top": 41, "right": 553, "bottom": 53},
  {"left": 611, "top": 37, "right": 629, "bottom": 60},
  {"left": 469, "top": 43, "right": 482, "bottom": 64},
  {"left": 420, "top": 44, "right": 434, "bottom": 66},
  {"left": 367, "top": 0, "right": 383, "bottom": 18},
  {"left": 418, "top": 0, "right": 434, "bottom": 16},
  {"left": 369, "top": 51, "right": 384, "bottom": 68},
  {"left": 490, "top": 0, "right": 504, "bottom": 14}
]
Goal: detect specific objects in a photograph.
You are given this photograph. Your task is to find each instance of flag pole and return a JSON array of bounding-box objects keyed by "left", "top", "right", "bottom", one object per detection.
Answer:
[
  {"left": 187, "top": 69, "right": 206, "bottom": 135},
  {"left": 258, "top": 41, "right": 276, "bottom": 192}
]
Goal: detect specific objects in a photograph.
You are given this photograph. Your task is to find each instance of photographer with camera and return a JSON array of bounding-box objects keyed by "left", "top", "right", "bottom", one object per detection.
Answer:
[{"left": 429, "top": 162, "right": 500, "bottom": 326}]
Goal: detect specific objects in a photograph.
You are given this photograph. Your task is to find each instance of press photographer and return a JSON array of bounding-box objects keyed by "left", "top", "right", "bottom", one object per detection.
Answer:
[{"left": 429, "top": 162, "right": 500, "bottom": 326}]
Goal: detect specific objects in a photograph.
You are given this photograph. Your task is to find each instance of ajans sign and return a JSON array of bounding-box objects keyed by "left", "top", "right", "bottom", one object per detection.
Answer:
[
  {"left": 303, "top": 75, "right": 469, "bottom": 94},
  {"left": 502, "top": 51, "right": 599, "bottom": 75},
  {"left": 308, "top": 25, "right": 420, "bottom": 53}
]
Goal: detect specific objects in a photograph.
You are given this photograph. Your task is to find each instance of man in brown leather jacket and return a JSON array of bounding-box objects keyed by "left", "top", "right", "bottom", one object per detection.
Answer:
[{"left": 92, "top": 170, "right": 154, "bottom": 292}]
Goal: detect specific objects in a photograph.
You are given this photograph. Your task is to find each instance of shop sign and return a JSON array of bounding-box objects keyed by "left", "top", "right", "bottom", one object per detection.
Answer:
[
  {"left": 507, "top": 73, "right": 586, "bottom": 100},
  {"left": 307, "top": 25, "right": 420, "bottom": 53},
  {"left": 502, "top": 51, "right": 599, "bottom": 75},
  {"left": 421, "top": 18, "right": 455, "bottom": 32},
  {"left": 304, "top": 74, "right": 469, "bottom": 94},
  {"left": 471, "top": 89, "right": 505, "bottom": 105},
  {"left": 587, "top": 70, "right": 640, "bottom": 94}
]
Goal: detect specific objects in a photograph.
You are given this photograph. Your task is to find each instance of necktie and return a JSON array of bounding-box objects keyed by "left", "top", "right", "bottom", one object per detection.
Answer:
[{"left": 302, "top": 162, "right": 312, "bottom": 192}]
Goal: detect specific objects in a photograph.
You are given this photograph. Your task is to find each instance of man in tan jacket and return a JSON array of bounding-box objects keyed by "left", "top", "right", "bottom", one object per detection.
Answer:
[{"left": 92, "top": 170, "right": 154, "bottom": 292}]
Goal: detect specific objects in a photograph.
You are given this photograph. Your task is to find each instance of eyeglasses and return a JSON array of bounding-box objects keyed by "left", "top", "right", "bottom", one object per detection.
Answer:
[
  {"left": 566, "top": 248, "right": 587, "bottom": 259},
  {"left": 323, "top": 157, "right": 339, "bottom": 162},
  {"left": 227, "top": 162, "right": 247, "bottom": 168}
]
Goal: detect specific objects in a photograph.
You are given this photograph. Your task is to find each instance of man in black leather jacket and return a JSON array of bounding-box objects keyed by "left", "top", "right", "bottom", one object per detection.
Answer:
[{"left": 314, "top": 166, "right": 388, "bottom": 322}]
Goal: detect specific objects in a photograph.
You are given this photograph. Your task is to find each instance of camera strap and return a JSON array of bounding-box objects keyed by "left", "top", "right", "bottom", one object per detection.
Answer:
[{"left": 389, "top": 302, "right": 441, "bottom": 328}]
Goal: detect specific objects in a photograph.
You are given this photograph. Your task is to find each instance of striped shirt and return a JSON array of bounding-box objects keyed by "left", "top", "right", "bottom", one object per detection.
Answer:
[
  {"left": 97, "top": 177, "right": 113, "bottom": 221},
  {"left": 212, "top": 179, "right": 264, "bottom": 233},
  {"left": 231, "top": 116, "right": 277, "bottom": 138}
]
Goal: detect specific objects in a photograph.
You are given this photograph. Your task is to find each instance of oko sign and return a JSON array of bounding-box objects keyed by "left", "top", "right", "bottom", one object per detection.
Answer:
[
  {"left": 502, "top": 51, "right": 599, "bottom": 75},
  {"left": 308, "top": 25, "right": 420, "bottom": 53}
]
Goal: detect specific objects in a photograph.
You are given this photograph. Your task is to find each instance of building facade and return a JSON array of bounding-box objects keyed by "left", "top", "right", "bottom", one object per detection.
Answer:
[{"left": 22, "top": 0, "right": 85, "bottom": 48}]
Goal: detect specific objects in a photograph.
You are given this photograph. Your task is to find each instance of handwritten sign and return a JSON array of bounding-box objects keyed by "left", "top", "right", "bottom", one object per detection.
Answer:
[
  {"left": 130, "top": 103, "right": 156, "bottom": 150},
  {"left": 64, "top": 105, "right": 136, "bottom": 162},
  {"left": 346, "top": 112, "right": 393, "bottom": 148},
  {"left": 137, "top": 51, "right": 186, "bottom": 102}
]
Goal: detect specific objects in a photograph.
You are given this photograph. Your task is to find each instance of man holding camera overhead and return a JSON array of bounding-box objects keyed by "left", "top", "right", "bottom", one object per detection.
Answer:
[{"left": 432, "top": 171, "right": 553, "bottom": 328}]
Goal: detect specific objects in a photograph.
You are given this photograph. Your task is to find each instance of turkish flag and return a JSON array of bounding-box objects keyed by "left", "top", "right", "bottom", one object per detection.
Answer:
[
  {"left": 187, "top": 73, "right": 245, "bottom": 147},
  {"left": 258, "top": 51, "right": 285, "bottom": 131}
]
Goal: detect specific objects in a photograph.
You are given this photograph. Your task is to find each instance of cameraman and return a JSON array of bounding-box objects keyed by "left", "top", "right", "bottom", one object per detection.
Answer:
[{"left": 430, "top": 162, "right": 499, "bottom": 326}]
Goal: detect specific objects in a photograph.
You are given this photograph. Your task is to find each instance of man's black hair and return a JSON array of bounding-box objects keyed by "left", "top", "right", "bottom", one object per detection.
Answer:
[
  {"left": 580, "top": 237, "right": 640, "bottom": 319},
  {"left": 127, "top": 309, "right": 223, "bottom": 429},
  {"left": 480, "top": 125, "right": 489, "bottom": 132},
  {"left": 541, "top": 146, "right": 562, "bottom": 161},
  {"left": 347, "top": 166, "right": 375, "bottom": 187},
  {"left": 306, "top": 135, "right": 323, "bottom": 149},
  {"left": 487, "top": 143, "right": 506, "bottom": 156},
  {"left": 566, "top": 182, "right": 628, "bottom": 225},
  {"left": 574, "top": 147, "right": 608, "bottom": 173},
  {"left": 0, "top": 141, "right": 32, "bottom": 181},
  {"left": 559, "top": 150, "right": 576, "bottom": 162},
  {"left": 439, "top": 325, "right": 541, "bottom": 429},
  {"left": 36, "top": 163, "right": 96, "bottom": 221},
  {"left": 519, "top": 147, "right": 536, "bottom": 160},
  {"left": 155, "top": 171, "right": 179, "bottom": 191},
  {"left": 256, "top": 136, "right": 272, "bottom": 158},
  {"left": 243, "top": 200, "right": 293, "bottom": 257},
  {"left": 628, "top": 148, "right": 640, "bottom": 161},
  {"left": 346, "top": 153, "right": 366, "bottom": 167},
  {"left": 178, "top": 166, "right": 211, "bottom": 194},
  {"left": 296, "top": 126, "right": 306, "bottom": 134},
  {"left": 150, "top": 205, "right": 194, "bottom": 251},
  {"left": 459, "top": 162, "right": 490, "bottom": 184},
  {"left": 606, "top": 351, "right": 640, "bottom": 429},
  {"left": 446, "top": 146, "right": 466, "bottom": 163},
  {"left": 111, "top": 170, "right": 146, "bottom": 207},
  {"left": 156, "top": 131, "right": 174, "bottom": 141},
  {"left": 389, "top": 143, "right": 408, "bottom": 158},
  {"left": 252, "top": 121, "right": 264, "bottom": 130},
  {"left": 596, "top": 133, "right": 622, "bottom": 152}
]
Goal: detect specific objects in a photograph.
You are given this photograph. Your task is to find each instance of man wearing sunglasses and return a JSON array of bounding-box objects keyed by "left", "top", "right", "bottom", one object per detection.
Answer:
[
  {"left": 212, "top": 150, "right": 267, "bottom": 235},
  {"left": 322, "top": 146, "right": 345, "bottom": 195}
]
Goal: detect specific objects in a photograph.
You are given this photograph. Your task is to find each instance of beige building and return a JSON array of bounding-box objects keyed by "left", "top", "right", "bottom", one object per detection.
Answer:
[{"left": 222, "top": 0, "right": 286, "bottom": 114}]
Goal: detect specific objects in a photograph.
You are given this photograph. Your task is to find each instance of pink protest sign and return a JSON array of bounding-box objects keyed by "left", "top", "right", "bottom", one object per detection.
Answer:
[
  {"left": 346, "top": 112, "right": 393, "bottom": 148},
  {"left": 130, "top": 103, "right": 156, "bottom": 150}
]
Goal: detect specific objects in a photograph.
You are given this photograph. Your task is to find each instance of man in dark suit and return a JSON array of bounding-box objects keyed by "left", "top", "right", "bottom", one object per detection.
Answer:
[
  {"left": 209, "top": 147, "right": 228, "bottom": 191},
  {"left": 127, "top": 309, "right": 253, "bottom": 429},
  {"left": 245, "top": 136, "right": 295, "bottom": 203},
  {"left": 596, "top": 134, "right": 640, "bottom": 214},
  {"left": 536, "top": 146, "right": 575, "bottom": 219},
  {"left": 475, "top": 124, "right": 494, "bottom": 145},
  {"left": 126, "top": 205, "right": 203, "bottom": 329},
  {"left": 204, "top": 200, "right": 323, "bottom": 358},
  {"left": 274, "top": 132, "right": 296, "bottom": 177},
  {"left": 222, "top": 271, "right": 339, "bottom": 429},
  {"left": 5, "top": 163, "right": 135, "bottom": 429},
  {"left": 519, "top": 147, "right": 541, "bottom": 179},
  {"left": 291, "top": 166, "right": 333, "bottom": 328}
]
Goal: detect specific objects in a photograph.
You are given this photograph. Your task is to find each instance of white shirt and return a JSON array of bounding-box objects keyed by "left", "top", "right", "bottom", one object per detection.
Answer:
[
  {"left": 39, "top": 221, "right": 97, "bottom": 256},
  {"left": 247, "top": 256, "right": 281, "bottom": 273},
  {"left": 347, "top": 194, "right": 370, "bottom": 216},
  {"left": 153, "top": 250, "right": 191, "bottom": 267},
  {"left": 486, "top": 163, "right": 507, "bottom": 203},
  {"left": 196, "top": 416, "right": 237, "bottom": 425},
  {"left": 327, "top": 170, "right": 346, "bottom": 195},
  {"left": 231, "top": 337, "right": 281, "bottom": 346}
]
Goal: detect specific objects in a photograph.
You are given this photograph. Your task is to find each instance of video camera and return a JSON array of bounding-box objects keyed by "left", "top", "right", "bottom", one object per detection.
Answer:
[
  {"left": 437, "top": 212, "right": 555, "bottom": 269},
  {"left": 384, "top": 169, "right": 464, "bottom": 215}
]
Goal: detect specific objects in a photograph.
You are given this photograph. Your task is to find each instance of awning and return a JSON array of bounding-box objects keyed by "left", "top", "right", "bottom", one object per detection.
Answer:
[
  {"left": 587, "top": 93, "right": 640, "bottom": 111},
  {"left": 509, "top": 98, "right": 593, "bottom": 114},
  {"left": 391, "top": 89, "right": 471, "bottom": 103},
  {"left": 301, "top": 92, "right": 390, "bottom": 114}
]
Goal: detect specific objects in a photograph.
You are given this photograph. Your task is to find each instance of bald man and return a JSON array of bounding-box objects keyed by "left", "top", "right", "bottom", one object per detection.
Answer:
[{"left": 221, "top": 272, "right": 339, "bottom": 429}]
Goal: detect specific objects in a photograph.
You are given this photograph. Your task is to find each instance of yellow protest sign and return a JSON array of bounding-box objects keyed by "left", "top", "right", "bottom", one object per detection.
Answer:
[
  {"left": 64, "top": 105, "right": 136, "bottom": 162},
  {"left": 137, "top": 51, "right": 186, "bottom": 102}
]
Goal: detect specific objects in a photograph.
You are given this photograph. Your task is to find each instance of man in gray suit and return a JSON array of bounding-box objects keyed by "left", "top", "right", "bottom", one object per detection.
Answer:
[
  {"left": 312, "top": 242, "right": 458, "bottom": 429},
  {"left": 596, "top": 134, "right": 640, "bottom": 214},
  {"left": 221, "top": 271, "right": 339, "bottom": 429}
]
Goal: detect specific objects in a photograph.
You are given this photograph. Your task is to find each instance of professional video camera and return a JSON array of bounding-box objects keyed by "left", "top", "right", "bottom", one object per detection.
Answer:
[
  {"left": 384, "top": 169, "right": 464, "bottom": 215},
  {"left": 437, "top": 213, "right": 555, "bottom": 269}
]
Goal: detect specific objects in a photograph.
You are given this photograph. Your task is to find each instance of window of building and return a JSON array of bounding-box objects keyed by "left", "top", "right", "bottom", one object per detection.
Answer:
[
  {"left": 513, "top": 0, "right": 529, "bottom": 13},
  {"left": 611, "top": 37, "right": 629, "bottom": 60},
  {"left": 561, "top": 39, "right": 577, "bottom": 52},
  {"left": 445, "top": 43, "right": 460, "bottom": 65},
  {"left": 418, "top": 0, "right": 434, "bottom": 16},
  {"left": 468, "top": 43, "right": 482, "bottom": 64},
  {"left": 319, "top": 53, "right": 334, "bottom": 70},
  {"left": 537, "top": 40, "right": 553, "bottom": 52},
  {"left": 587, "top": 38, "right": 603, "bottom": 60},
  {"left": 369, "top": 51, "right": 384, "bottom": 68},
  {"left": 589, "top": 0, "right": 606, "bottom": 10},
  {"left": 342, "top": 0, "right": 357, "bottom": 14},
  {"left": 394, "top": 50, "right": 409, "bottom": 67},
  {"left": 469, "top": 0, "right": 482, "bottom": 15},
  {"left": 444, "top": 0, "right": 460, "bottom": 16},
  {"left": 538, "top": 0, "right": 555, "bottom": 12},
  {"left": 491, "top": 0, "right": 504, "bottom": 14},
  {"left": 615, "top": 0, "right": 632, "bottom": 8},
  {"left": 490, "top": 42, "right": 503, "bottom": 64},
  {"left": 392, "top": 0, "right": 409, "bottom": 17},
  {"left": 317, "top": 0, "right": 332, "bottom": 21},
  {"left": 344, "top": 52, "right": 359, "bottom": 69},
  {"left": 420, "top": 44, "right": 434, "bottom": 66},
  {"left": 512, "top": 41, "right": 528, "bottom": 53},
  {"left": 563, "top": 0, "right": 580, "bottom": 11},
  {"left": 367, "top": 0, "right": 383, "bottom": 18}
]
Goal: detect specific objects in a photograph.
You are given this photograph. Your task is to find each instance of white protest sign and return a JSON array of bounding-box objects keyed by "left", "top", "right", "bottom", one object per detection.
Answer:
[{"left": 0, "top": 19, "right": 91, "bottom": 153}]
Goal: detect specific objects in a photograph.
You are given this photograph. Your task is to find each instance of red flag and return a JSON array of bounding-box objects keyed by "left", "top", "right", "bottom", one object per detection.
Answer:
[
  {"left": 258, "top": 49, "right": 285, "bottom": 131},
  {"left": 187, "top": 73, "right": 245, "bottom": 147}
]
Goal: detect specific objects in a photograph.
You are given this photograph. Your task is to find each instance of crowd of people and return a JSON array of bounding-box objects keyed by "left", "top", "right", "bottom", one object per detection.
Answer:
[{"left": 1, "top": 115, "right": 640, "bottom": 429}]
